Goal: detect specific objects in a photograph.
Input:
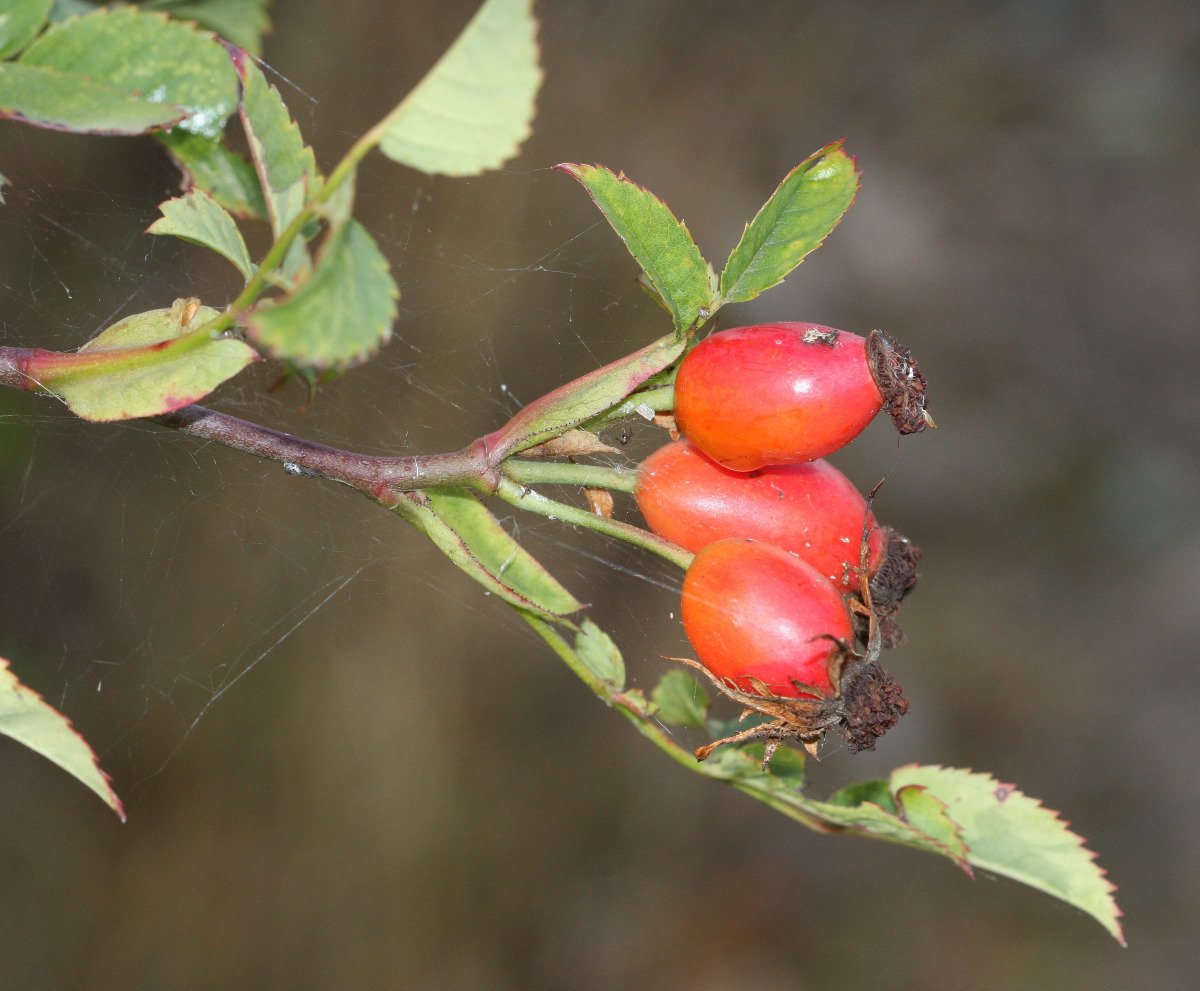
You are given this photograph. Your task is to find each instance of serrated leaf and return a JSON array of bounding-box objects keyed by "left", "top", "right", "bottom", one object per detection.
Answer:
[
  {"left": 0, "top": 0, "right": 52, "bottom": 59},
  {"left": 574, "top": 620, "right": 624, "bottom": 691},
  {"left": 20, "top": 7, "right": 237, "bottom": 138},
  {"left": 390, "top": 488, "right": 583, "bottom": 621},
  {"left": 28, "top": 299, "right": 257, "bottom": 421},
  {"left": 0, "top": 62, "right": 184, "bottom": 134},
  {"left": 158, "top": 129, "right": 266, "bottom": 219},
  {"left": 235, "top": 53, "right": 320, "bottom": 236},
  {"left": 805, "top": 790, "right": 969, "bottom": 863},
  {"left": 149, "top": 189, "right": 254, "bottom": 280},
  {"left": 557, "top": 164, "right": 714, "bottom": 333},
  {"left": 893, "top": 784, "right": 970, "bottom": 866},
  {"left": 719, "top": 143, "right": 859, "bottom": 304},
  {"left": 0, "top": 655, "right": 125, "bottom": 821},
  {"left": 377, "top": 0, "right": 540, "bottom": 177},
  {"left": 651, "top": 669, "right": 709, "bottom": 729},
  {"left": 891, "top": 765, "right": 1124, "bottom": 944},
  {"left": 486, "top": 332, "right": 686, "bottom": 459},
  {"left": 145, "top": 0, "right": 270, "bottom": 54},
  {"left": 246, "top": 219, "right": 397, "bottom": 368}
]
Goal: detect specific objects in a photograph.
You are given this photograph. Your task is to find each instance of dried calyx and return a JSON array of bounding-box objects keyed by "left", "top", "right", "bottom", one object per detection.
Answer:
[
  {"left": 676, "top": 603, "right": 910, "bottom": 767},
  {"left": 866, "top": 329, "right": 934, "bottom": 435},
  {"left": 860, "top": 527, "right": 922, "bottom": 648}
]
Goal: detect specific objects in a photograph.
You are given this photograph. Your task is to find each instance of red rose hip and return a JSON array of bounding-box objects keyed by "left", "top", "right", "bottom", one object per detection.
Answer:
[
  {"left": 637, "top": 439, "right": 884, "bottom": 589},
  {"left": 681, "top": 538, "right": 852, "bottom": 697},
  {"left": 673, "top": 323, "right": 929, "bottom": 471}
]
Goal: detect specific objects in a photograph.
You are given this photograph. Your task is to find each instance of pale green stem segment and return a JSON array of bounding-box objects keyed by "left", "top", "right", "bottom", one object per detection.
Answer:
[
  {"left": 502, "top": 460, "right": 638, "bottom": 493},
  {"left": 493, "top": 476, "right": 694, "bottom": 570}
]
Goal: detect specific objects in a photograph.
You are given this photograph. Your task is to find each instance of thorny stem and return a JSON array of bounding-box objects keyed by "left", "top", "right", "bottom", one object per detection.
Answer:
[
  {"left": 3, "top": 348, "right": 689, "bottom": 566},
  {"left": 150, "top": 404, "right": 495, "bottom": 498}
]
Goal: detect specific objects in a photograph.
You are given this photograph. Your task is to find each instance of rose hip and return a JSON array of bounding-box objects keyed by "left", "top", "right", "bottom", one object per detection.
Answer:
[
  {"left": 673, "top": 322, "right": 930, "bottom": 471},
  {"left": 637, "top": 438, "right": 883, "bottom": 589},
  {"left": 680, "top": 538, "right": 852, "bottom": 698}
]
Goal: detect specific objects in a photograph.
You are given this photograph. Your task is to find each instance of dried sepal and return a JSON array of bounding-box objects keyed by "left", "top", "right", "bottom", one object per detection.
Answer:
[
  {"left": 583, "top": 487, "right": 614, "bottom": 518},
  {"left": 517, "top": 429, "right": 619, "bottom": 459},
  {"left": 678, "top": 497, "right": 910, "bottom": 766}
]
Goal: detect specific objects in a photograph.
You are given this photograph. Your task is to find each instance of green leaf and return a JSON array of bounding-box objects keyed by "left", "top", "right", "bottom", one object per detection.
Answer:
[
  {"left": 389, "top": 487, "right": 583, "bottom": 621},
  {"left": 235, "top": 53, "right": 320, "bottom": 236},
  {"left": 20, "top": 7, "right": 238, "bottom": 138},
  {"left": 376, "top": 0, "right": 540, "bottom": 177},
  {"left": 29, "top": 299, "right": 258, "bottom": 421},
  {"left": 893, "top": 784, "right": 970, "bottom": 865},
  {"left": 891, "top": 765, "right": 1125, "bottom": 944},
  {"left": 0, "top": 62, "right": 184, "bottom": 134},
  {"left": 246, "top": 219, "right": 397, "bottom": 369},
  {"left": 149, "top": 189, "right": 254, "bottom": 281},
  {"left": 0, "top": 0, "right": 52, "bottom": 59},
  {"left": 651, "top": 669, "right": 709, "bottom": 729},
  {"left": 0, "top": 654, "right": 124, "bottom": 821},
  {"left": 556, "top": 163, "right": 715, "bottom": 333},
  {"left": 144, "top": 0, "right": 270, "bottom": 54},
  {"left": 719, "top": 143, "right": 859, "bottom": 305},
  {"left": 47, "top": 0, "right": 92, "bottom": 21},
  {"left": 158, "top": 130, "right": 267, "bottom": 219},
  {"left": 574, "top": 620, "right": 625, "bottom": 691},
  {"left": 486, "top": 332, "right": 686, "bottom": 459}
]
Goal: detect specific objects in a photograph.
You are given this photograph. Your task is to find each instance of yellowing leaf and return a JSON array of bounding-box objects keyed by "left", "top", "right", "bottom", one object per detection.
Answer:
[
  {"left": 377, "top": 0, "right": 540, "bottom": 176},
  {"left": 29, "top": 300, "right": 258, "bottom": 421}
]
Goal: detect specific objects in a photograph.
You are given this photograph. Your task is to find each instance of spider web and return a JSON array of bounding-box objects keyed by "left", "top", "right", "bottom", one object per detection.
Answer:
[{"left": 0, "top": 60, "right": 700, "bottom": 806}]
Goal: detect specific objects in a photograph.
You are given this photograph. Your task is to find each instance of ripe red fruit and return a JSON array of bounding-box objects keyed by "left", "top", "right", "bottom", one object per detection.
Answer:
[
  {"left": 637, "top": 439, "right": 884, "bottom": 590},
  {"left": 673, "top": 323, "right": 929, "bottom": 471},
  {"left": 680, "top": 538, "right": 852, "bottom": 698}
]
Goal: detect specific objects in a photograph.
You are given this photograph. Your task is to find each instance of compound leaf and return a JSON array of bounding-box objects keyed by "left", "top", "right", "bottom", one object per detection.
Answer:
[
  {"left": 0, "top": 655, "right": 124, "bottom": 821},
  {"left": 20, "top": 6, "right": 237, "bottom": 138},
  {"left": 556, "top": 164, "right": 715, "bottom": 334},
  {"left": 377, "top": 0, "right": 540, "bottom": 176},
  {"left": 149, "top": 189, "right": 254, "bottom": 280},
  {"left": 720, "top": 143, "right": 859, "bottom": 304},
  {"left": 246, "top": 219, "right": 397, "bottom": 369}
]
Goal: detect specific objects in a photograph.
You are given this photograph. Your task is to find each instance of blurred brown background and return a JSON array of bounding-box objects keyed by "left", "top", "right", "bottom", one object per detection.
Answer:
[{"left": 2, "top": 1, "right": 1198, "bottom": 987}]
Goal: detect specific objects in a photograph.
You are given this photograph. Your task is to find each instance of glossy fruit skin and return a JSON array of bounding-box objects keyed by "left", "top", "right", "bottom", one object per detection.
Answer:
[
  {"left": 673, "top": 323, "right": 883, "bottom": 471},
  {"left": 637, "top": 439, "right": 884, "bottom": 590},
  {"left": 681, "top": 538, "right": 852, "bottom": 697}
]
